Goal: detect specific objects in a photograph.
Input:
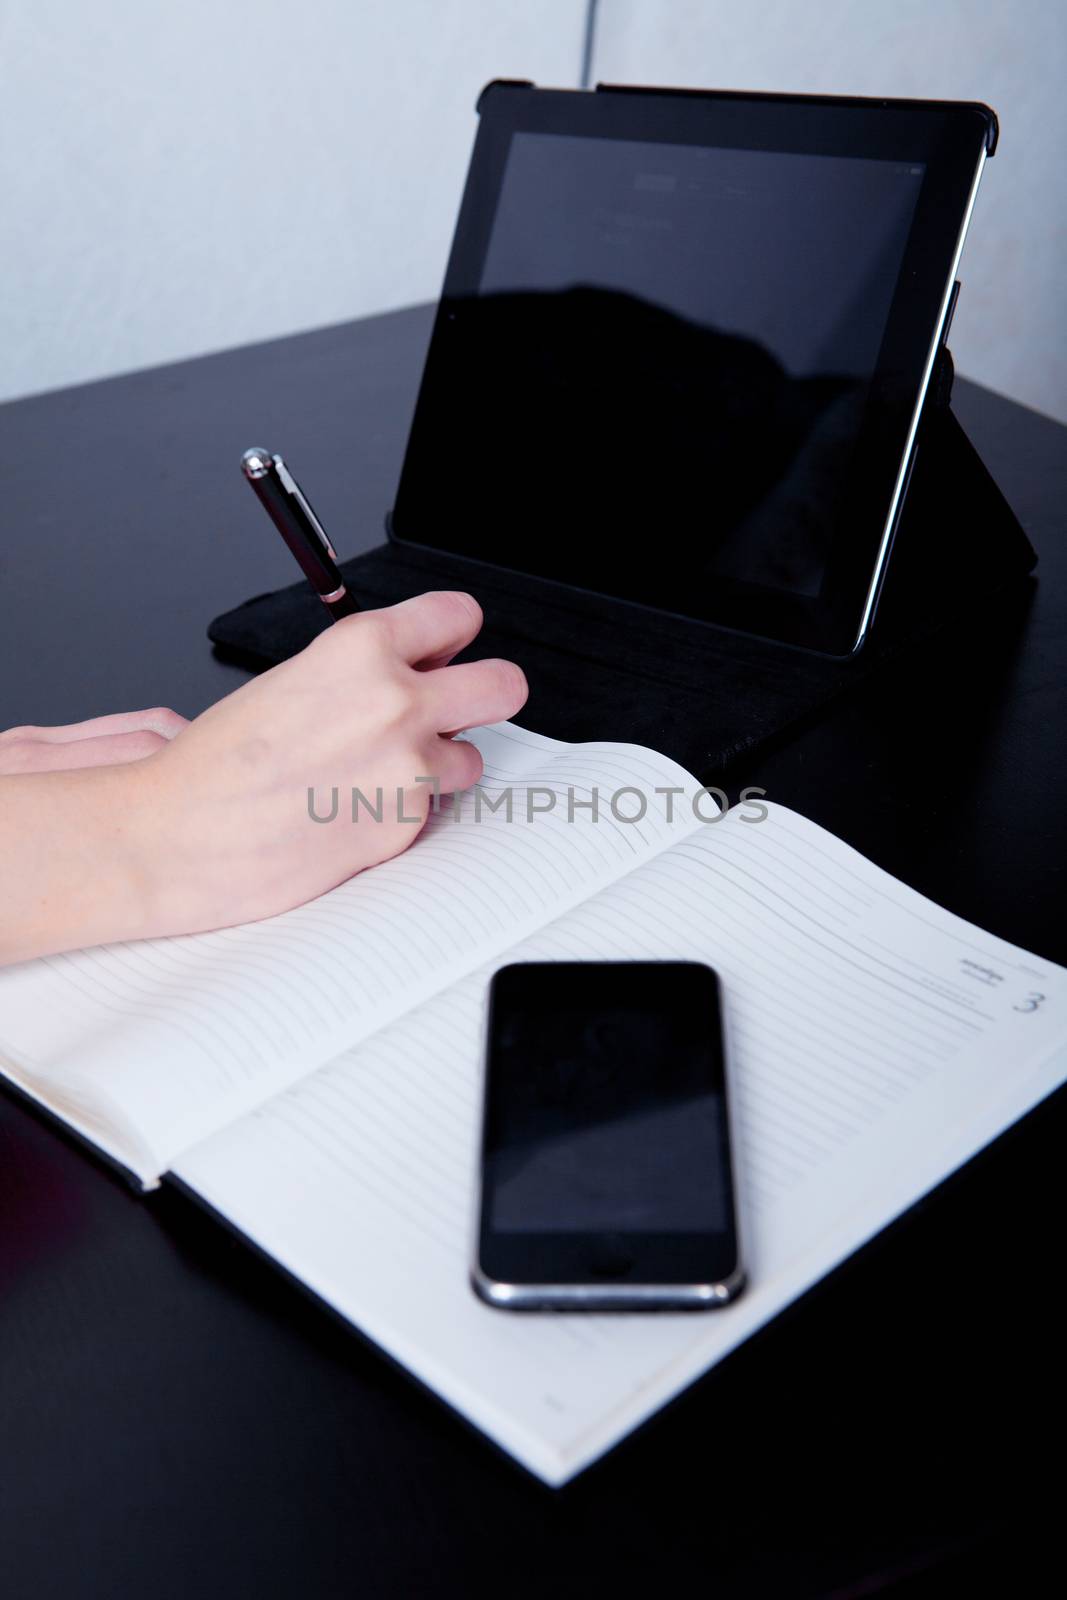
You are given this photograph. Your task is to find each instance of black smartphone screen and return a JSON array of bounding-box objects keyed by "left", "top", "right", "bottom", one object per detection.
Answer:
[{"left": 476, "top": 962, "right": 741, "bottom": 1294}]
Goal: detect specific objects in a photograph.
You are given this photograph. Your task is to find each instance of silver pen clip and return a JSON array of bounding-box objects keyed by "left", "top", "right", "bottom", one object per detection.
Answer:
[{"left": 272, "top": 454, "right": 339, "bottom": 562}]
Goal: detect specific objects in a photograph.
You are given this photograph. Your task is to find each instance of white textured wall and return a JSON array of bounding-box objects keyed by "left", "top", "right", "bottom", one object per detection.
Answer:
[
  {"left": 592, "top": 0, "right": 1067, "bottom": 423},
  {"left": 0, "top": 0, "right": 584, "bottom": 401},
  {"left": 3, "top": 1, "right": 1063, "bottom": 421}
]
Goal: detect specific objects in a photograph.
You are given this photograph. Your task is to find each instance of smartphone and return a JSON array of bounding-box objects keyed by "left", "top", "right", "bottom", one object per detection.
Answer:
[{"left": 471, "top": 961, "right": 744, "bottom": 1310}]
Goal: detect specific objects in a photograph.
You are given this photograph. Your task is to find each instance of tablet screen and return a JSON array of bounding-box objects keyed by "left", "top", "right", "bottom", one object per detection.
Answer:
[
  {"left": 391, "top": 88, "right": 991, "bottom": 653},
  {"left": 478, "top": 132, "right": 924, "bottom": 601}
]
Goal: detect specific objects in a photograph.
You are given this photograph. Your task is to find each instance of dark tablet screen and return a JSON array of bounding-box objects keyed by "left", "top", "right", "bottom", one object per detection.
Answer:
[
  {"left": 480, "top": 132, "right": 923, "bottom": 600},
  {"left": 391, "top": 87, "right": 992, "bottom": 653}
]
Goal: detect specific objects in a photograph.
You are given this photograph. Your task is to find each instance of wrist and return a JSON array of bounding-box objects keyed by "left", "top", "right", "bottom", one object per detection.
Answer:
[
  {"left": 0, "top": 756, "right": 175, "bottom": 964},
  {"left": 115, "top": 745, "right": 196, "bottom": 943},
  {"left": 64, "top": 756, "right": 171, "bottom": 949}
]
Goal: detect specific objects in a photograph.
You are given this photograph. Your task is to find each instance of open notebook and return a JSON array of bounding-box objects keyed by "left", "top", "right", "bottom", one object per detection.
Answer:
[{"left": 1, "top": 723, "right": 1065, "bottom": 1485}]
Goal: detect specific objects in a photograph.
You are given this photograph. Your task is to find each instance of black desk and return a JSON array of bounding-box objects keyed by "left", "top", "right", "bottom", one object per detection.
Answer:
[{"left": 1, "top": 307, "right": 1064, "bottom": 1598}]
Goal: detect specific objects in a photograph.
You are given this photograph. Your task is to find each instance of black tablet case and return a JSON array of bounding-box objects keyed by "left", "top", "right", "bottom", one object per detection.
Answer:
[{"left": 207, "top": 348, "right": 1035, "bottom": 784}]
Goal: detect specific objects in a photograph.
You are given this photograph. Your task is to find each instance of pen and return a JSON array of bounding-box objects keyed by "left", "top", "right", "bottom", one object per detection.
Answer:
[{"left": 240, "top": 447, "right": 360, "bottom": 621}]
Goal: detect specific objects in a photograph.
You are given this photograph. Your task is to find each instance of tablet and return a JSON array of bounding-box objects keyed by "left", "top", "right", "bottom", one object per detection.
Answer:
[{"left": 390, "top": 83, "right": 996, "bottom": 655}]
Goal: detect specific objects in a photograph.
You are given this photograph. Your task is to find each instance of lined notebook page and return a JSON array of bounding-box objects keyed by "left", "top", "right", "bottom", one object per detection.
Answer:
[
  {"left": 0, "top": 724, "right": 702, "bottom": 1183},
  {"left": 174, "top": 803, "right": 1067, "bottom": 1485}
]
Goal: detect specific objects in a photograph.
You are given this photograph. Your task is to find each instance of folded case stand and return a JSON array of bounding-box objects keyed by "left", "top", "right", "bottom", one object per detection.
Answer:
[{"left": 208, "top": 347, "right": 1035, "bottom": 782}]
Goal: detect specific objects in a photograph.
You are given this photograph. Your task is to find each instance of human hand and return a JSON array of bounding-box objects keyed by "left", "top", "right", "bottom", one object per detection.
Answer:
[
  {"left": 137, "top": 590, "right": 527, "bottom": 936},
  {"left": 0, "top": 591, "right": 527, "bottom": 964},
  {"left": 0, "top": 707, "right": 188, "bottom": 773}
]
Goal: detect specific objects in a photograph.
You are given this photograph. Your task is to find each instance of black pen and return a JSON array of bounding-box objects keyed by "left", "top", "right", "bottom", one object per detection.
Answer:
[{"left": 240, "top": 448, "right": 360, "bottom": 621}]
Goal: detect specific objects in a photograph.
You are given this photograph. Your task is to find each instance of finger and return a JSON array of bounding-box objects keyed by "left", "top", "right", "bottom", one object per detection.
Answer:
[
  {"left": 369, "top": 591, "right": 484, "bottom": 667},
  {"left": 420, "top": 658, "right": 529, "bottom": 735},
  {"left": 414, "top": 644, "right": 463, "bottom": 673},
  {"left": 0, "top": 708, "right": 187, "bottom": 746},
  {"left": 0, "top": 729, "right": 170, "bottom": 773},
  {"left": 427, "top": 735, "right": 484, "bottom": 796}
]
